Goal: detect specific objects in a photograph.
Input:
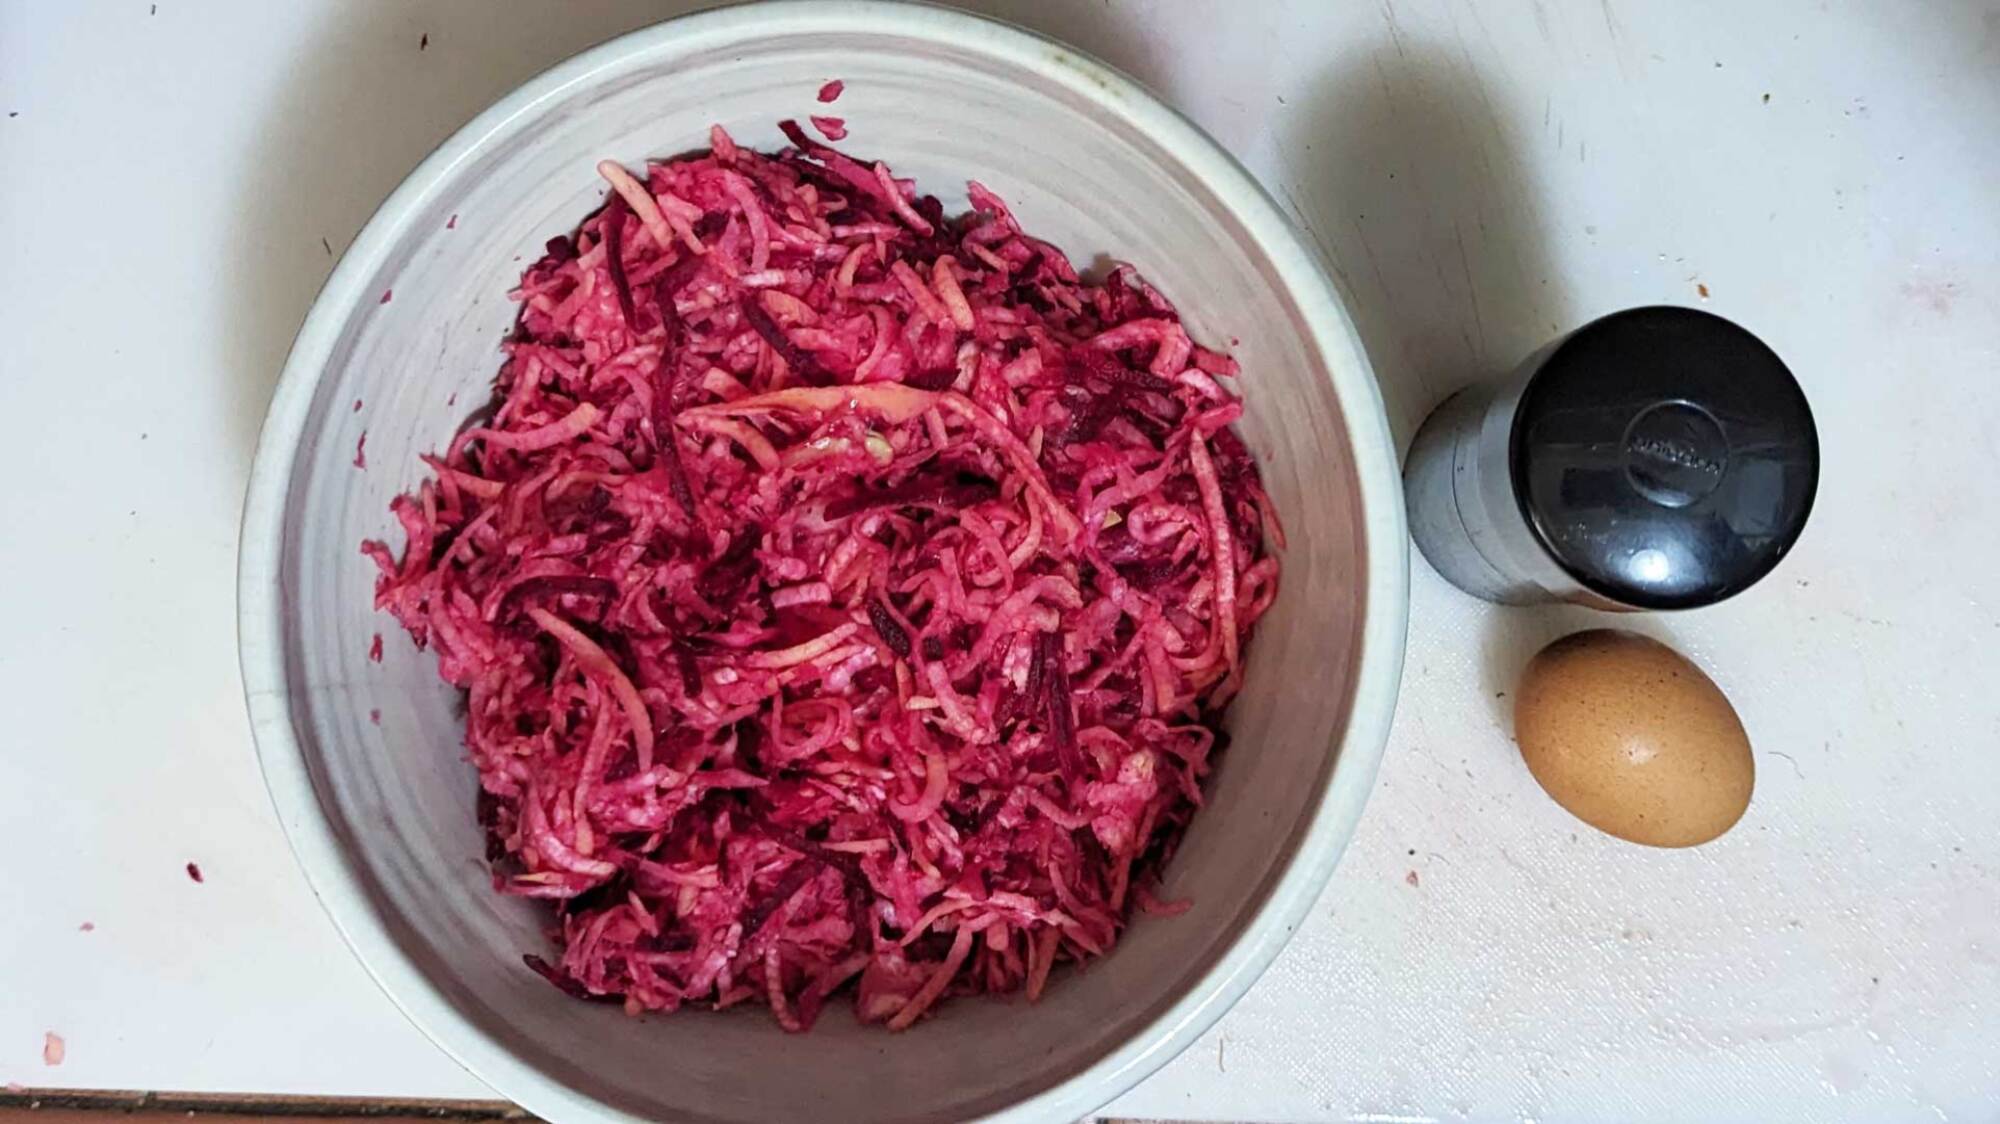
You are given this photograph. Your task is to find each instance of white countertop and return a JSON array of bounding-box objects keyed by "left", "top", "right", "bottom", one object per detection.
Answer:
[{"left": 5, "top": 1, "right": 1998, "bottom": 1120}]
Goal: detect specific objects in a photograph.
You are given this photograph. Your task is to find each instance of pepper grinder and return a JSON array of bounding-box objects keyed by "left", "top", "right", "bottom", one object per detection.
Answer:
[{"left": 1405, "top": 306, "right": 1818, "bottom": 609}]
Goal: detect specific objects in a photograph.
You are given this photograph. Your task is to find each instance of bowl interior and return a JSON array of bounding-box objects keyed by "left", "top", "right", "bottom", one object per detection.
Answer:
[{"left": 262, "top": 9, "right": 1384, "bottom": 1123}]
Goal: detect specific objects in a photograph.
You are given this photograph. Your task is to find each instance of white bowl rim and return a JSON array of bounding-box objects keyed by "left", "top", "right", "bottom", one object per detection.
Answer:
[{"left": 236, "top": 2, "right": 1408, "bottom": 1121}]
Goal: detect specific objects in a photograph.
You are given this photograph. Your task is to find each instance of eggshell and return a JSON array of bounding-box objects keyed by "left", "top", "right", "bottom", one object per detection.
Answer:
[{"left": 1514, "top": 629, "right": 1753, "bottom": 847}]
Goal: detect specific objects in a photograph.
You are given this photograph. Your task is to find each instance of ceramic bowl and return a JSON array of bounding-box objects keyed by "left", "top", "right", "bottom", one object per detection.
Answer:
[{"left": 238, "top": 3, "right": 1406, "bottom": 1120}]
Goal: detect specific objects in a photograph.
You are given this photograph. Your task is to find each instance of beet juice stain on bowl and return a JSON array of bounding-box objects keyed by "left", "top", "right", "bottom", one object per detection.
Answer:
[{"left": 362, "top": 121, "right": 1282, "bottom": 1033}]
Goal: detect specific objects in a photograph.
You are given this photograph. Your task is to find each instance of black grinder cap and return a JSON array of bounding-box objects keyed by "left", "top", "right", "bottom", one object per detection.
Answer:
[{"left": 1509, "top": 306, "right": 1818, "bottom": 609}]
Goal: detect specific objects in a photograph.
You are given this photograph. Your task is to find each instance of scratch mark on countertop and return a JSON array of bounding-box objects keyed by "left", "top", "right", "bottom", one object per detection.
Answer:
[
  {"left": 1430, "top": 255, "right": 1476, "bottom": 360},
  {"left": 1460, "top": 1, "right": 1504, "bottom": 62},
  {"left": 1352, "top": 214, "right": 1392, "bottom": 301},
  {"left": 1380, "top": 0, "right": 1409, "bottom": 58},
  {"left": 1531, "top": 0, "right": 1554, "bottom": 43},
  {"left": 1454, "top": 222, "right": 1485, "bottom": 348},
  {"left": 1280, "top": 185, "right": 1343, "bottom": 288}
]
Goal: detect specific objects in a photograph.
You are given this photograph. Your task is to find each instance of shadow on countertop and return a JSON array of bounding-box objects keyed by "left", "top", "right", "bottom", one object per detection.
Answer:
[
  {"left": 221, "top": 0, "right": 727, "bottom": 461},
  {"left": 1282, "top": 42, "right": 1565, "bottom": 454},
  {"left": 1279, "top": 43, "right": 1614, "bottom": 728}
]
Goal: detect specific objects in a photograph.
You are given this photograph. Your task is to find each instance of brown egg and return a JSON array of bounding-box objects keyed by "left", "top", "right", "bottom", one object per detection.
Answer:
[{"left": 1514, "top": 629, "right": 1752, "bottom": 847}]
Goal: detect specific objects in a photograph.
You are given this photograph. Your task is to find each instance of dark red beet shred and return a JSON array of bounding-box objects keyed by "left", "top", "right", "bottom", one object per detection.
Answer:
[{"left": 363, "top": 122, "right": 1281, "bottom": 1032}]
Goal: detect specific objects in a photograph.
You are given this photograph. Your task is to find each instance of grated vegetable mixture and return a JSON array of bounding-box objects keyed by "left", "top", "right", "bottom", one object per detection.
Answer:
[{"left": 365, "top": 120, "right": 1281, "bottom": 1031}]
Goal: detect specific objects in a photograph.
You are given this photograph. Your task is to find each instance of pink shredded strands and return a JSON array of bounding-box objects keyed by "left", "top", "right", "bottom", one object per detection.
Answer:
[{"left": 364, "top": 121, "right": 1280, "bottom": 1032}]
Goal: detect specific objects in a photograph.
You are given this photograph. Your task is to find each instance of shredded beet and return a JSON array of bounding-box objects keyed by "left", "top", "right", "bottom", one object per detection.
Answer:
[
  {"left": 364, "top": 123, "right": 1281, "bottom": 1031},
  {"left": 817, "top": 79, "right": 844, "bottom": 103},
  {"left": 185, "top": 862, "right": 203, "bottom": 883},
  {"left": 809, "top": 115, "right": 847, "bottom": 141}
]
